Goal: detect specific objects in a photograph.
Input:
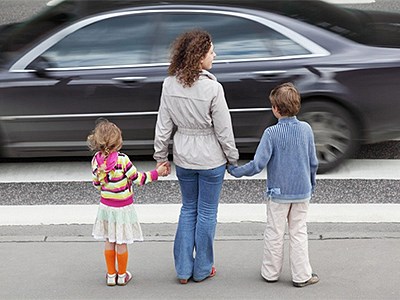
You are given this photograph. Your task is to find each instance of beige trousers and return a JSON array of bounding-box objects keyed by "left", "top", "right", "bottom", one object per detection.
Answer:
[{"left": 261, "top": 200, "right": 312, "bottom": 283}]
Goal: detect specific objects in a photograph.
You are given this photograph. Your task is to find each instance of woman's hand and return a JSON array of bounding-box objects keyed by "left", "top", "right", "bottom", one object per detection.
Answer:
[{"left": 156, "top": 161, "right": 171, "bottom": 177}]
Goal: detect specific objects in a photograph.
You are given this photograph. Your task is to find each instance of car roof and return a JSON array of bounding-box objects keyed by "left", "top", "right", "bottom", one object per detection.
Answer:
[
  {"left": 5, "top": 0, "right": 341, "bottom": 56},
  {"left": 43, "top": 0, "right": 352, "bottom": 20},
  {"left": 1, "top": 0, "right": 399, "bottom": 58},
  {"left": 37, "top": 0, "right": 372, "bottom": 44}
]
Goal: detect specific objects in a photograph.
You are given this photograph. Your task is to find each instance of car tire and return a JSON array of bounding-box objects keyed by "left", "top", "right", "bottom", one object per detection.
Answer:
[{"left": 298, "top": 101, "right": 360, "bottom": 174}]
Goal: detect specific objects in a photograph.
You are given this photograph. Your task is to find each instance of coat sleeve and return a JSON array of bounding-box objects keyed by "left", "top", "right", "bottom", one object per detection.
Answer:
[
  {"left": 229, "top": 129, "right": 272, "bottom": 177},
  {"left": 210, "top": 83, "right": 239, "bottom": 165},
  {"left": 153, "top": 82, "right": 174, "bottom": 163}
]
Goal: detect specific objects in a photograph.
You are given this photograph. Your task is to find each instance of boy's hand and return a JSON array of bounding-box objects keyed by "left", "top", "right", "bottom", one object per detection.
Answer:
[{"left": 227, "top": 164, "right": 236, "bottom": 175}]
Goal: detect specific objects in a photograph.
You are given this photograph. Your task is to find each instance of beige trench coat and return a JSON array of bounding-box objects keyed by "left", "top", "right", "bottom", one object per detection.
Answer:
[{"left": 154, "top": 70, "right": 239, "bottom": 169}]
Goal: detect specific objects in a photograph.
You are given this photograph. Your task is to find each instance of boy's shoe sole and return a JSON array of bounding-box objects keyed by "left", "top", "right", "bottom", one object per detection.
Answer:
[{"left": 293, "top": 273, "right": 319, "bottom": 288}]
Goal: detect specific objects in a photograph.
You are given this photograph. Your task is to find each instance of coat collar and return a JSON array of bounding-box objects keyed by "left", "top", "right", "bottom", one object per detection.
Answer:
[
  {"left": 278, "top": 116, "right": 298, "bottom": 123},
  {"left": 199, "top": 69, "right": 217, "bottom": 81}
]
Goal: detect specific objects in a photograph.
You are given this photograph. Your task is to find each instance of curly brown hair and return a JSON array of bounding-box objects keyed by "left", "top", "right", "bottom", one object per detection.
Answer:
[
  {"left": 87, "top": 119, "right": 123, "bottom": 156},
  {"left": 269, "top": 82, "right": 301, "bottom": 117},
  {"left": 168, "top": 29, "right": 212, "bottom": 87}
]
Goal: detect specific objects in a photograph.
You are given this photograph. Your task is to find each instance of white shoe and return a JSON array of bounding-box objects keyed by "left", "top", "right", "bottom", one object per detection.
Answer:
[
  {"left": 293, "top": 273, "right": 320, "bottom": 288},
  {"left": 117, "top": 271, "right": 132, "bottom": 286},
  {"left": 106, "top": 273, "right": 117, "bottom": 286}
]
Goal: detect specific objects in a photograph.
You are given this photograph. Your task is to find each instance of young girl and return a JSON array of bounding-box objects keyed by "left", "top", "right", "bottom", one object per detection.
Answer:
[{"left": 87, "top": 119, "right": 167, "bottom": 286}]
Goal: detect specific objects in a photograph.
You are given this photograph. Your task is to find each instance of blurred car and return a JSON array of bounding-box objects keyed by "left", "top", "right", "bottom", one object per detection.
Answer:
[{"left": 0, "top": 0, "right": 400, "bottom": 173}]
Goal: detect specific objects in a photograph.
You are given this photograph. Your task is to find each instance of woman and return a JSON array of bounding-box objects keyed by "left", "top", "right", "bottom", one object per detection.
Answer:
[{"left": 153, "top": 29, "right": 239, "bottom": 284}]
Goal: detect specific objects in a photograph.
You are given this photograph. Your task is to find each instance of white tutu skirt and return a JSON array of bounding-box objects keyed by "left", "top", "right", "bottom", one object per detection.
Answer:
[{"left": 92, "top": 203, "right": 143, "bottom": 244}]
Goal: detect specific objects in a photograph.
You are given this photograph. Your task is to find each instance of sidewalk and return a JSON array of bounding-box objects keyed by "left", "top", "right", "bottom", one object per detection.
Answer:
[{"left": 1, "top": 223, "right": 399, "bottom": 299}]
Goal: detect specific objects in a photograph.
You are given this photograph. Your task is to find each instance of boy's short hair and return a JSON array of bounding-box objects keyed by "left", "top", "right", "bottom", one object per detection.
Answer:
[{"left": 269, "top": 82, "right": 301, "bottom": 117}]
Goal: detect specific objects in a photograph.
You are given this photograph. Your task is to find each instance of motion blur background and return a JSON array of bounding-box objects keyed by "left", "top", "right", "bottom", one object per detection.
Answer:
[
  {"left": 2, "top": 0, "right": 400, "bottom": 25},
  {"left": 1, "top": 0, "right": 399, "bottom": 172}
]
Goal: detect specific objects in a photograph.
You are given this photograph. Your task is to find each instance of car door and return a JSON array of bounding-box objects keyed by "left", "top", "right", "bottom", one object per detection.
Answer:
[
  {"left": 154, "top": 9, "right": 326, "bottom": 152},
  {"left": 2, "top": 11, "right": 164, "bottom": 157}
]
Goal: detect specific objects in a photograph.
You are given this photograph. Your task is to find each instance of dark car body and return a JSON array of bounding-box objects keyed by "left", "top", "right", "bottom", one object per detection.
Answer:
[{"left": 1, "top": 0, "right": 400, "bottom": 173}]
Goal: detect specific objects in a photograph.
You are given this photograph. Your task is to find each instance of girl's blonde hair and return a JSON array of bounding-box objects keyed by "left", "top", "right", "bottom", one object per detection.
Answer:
[
  {"left": 168, "top": 29, "right": 212, "bottom": 87},
  {"left": 87, "top": 119, "right": 122, "bottom": 156}
]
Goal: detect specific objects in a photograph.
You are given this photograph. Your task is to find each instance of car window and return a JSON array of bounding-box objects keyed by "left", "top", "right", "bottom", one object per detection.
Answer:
[
  {"left": 40, "top": 13, "right": 156, "bottom": 68},
  {"left": 154, "top": 12, "right": 311, "bottom": 63}
]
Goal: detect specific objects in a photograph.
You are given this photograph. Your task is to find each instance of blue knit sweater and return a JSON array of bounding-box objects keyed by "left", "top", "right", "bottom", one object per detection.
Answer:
[{"left": 228, "top": 117, "right": 318, "bottom": 203}]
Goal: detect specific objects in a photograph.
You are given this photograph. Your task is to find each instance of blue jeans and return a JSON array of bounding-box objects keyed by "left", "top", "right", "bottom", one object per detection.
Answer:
[{"left": 174, "top": 164, "right": 226, "bottom": 281}]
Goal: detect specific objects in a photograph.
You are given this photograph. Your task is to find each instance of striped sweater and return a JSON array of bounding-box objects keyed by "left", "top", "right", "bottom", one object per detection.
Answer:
[
  {"left": 228, "top": 117, "right": 318, "bottom": 203},
  {"left": 91, "top": 151, "right": 158, "bottom": 207}
]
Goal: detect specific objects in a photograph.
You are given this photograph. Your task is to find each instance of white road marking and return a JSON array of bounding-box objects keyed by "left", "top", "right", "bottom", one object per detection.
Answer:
[
  {"left": 322, "top": 0, "right": 375, "bottom": 4},
  {"left": 0, "top": 203, "right": 399, "bottom": 225},
  {"left": 1, "top": 159, "right": 400, "bottom": 183}
]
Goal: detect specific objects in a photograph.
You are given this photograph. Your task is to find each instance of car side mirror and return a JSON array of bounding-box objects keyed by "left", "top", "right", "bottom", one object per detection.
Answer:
[{"left": 29, "top": 56, "right": 54, "bottom": 78}]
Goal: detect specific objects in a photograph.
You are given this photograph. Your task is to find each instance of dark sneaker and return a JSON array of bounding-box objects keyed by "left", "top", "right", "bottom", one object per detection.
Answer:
[
  {"left": 117, "top": 271, "right": 132, "bottom": 286},
  {"left": 293, "top": 273, "right": 319, "bottom": 288}
]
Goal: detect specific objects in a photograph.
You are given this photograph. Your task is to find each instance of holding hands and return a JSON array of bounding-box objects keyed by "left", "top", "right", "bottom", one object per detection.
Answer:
[
  {"left": 227, "top": 164, "right": 237, "bottom": 176},
  {"left": 156, "top": 161, "right": 171, "bottom": 177}
]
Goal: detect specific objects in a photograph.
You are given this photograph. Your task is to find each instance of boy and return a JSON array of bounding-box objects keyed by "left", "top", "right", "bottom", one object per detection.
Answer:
[{"left": 228, "top": 82, "right": 319, "bottom": 287}]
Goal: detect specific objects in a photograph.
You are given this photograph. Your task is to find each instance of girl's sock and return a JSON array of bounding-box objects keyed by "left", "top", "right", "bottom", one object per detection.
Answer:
[
  {"left": 104, "top": 250, "right": 117, "bottom": 275},
  {"left": 117, "top": 251, "right": 128, "bottom": 275}
]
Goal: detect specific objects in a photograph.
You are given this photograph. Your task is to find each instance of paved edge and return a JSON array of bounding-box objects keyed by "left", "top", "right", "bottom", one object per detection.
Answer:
[
  {"left": 1, "top": 203, "right": 400, "bottom": 226},
  {"left": 1, "top": 159, "right": 400, "bottom": 182},
  {"left": 1, "top": 222, "right": 400, "bottom": 243}
]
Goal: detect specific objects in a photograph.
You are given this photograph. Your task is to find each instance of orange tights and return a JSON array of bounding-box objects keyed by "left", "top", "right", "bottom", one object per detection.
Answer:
[{"left": 104, "top": 242, "right": 129, "bottom": 275}]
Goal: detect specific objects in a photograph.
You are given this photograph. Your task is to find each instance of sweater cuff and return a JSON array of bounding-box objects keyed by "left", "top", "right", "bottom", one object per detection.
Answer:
[{"left": 150, "top": 169, "right": 159, "bottom": 181}]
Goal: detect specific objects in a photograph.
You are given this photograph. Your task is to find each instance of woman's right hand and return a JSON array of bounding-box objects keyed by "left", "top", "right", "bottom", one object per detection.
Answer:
[{"left": 156, "top": 161, "right": 171, "bottom": 177}]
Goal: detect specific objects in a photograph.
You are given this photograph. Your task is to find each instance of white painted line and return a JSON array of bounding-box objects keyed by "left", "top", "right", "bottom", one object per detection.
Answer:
[
  {"left": 322, "top": 0, "right": 375, "bottom": 4},
  {"left": 1, "top": 159, "right": 400, "bottom": 183},
  {"left": 0, "top": 203, "right": 399, "bottom": 225},
  {"left": 307, "top": 204, "right": 400, "bottom": 223},
  {"left": 317, "top": 159, "right": 400, "bottom": 180},
  {"left": 0, "top": 161, "right": 93, "bottom": 183}
]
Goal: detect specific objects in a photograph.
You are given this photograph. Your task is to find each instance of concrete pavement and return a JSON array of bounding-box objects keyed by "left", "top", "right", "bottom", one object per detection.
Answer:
[
  {"left": 1, "top": 222, "right": 400, "bottom": 300},
  {"left": 0, "top": 157, "right": 399, "bottom": 299}
]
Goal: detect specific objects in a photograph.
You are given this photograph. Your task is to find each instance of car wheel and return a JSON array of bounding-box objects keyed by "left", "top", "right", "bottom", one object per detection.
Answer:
[{"left": 298, "top": 101, "right": 360, "bottom": 174}]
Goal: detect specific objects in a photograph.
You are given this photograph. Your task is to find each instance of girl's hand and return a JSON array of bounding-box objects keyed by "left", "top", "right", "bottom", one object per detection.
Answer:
[{"left": 156, "top": 161, "right": 170, "bottom": 177}]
